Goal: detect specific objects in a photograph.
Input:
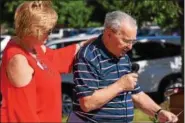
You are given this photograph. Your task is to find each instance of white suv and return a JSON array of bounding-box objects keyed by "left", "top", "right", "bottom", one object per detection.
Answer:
[
  {"left": 0, "top": 35, "right": 11, "bottom": 60},
  {"left": 1, "top": 35, "right": 11, "bottom": 52},
  {"left": 128, "top": 36, "right": 182, "bottom": 102},
  {"left": 46, "top": 35, "right": 183, "bottom": 115}
]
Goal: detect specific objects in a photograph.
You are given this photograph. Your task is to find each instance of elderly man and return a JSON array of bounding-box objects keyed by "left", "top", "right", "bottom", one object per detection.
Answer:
[{"left": 69, "top": 11, "right": 178, "bottom": 123}]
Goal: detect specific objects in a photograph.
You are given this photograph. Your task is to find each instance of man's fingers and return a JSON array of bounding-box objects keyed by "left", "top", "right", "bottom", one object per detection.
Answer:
[
  {"left": 172, "top": 115, "right": 178, "bottom": 122},
  {"left": 130, "top": 73, "right": 138, "bottom": 78}
]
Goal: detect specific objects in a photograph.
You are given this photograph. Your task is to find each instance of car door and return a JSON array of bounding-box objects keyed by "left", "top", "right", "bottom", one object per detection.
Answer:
[{"left": 130, "top": 41, "right": 181, "bottom": 93}]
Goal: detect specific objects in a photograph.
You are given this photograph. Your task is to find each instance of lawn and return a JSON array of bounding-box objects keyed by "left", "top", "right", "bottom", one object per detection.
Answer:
[
  {"left": 62, "top": 109, "right": 153, "bottom": 123},
  {"left": 62, "top": 101, "right": 169, "bottom": 123}
]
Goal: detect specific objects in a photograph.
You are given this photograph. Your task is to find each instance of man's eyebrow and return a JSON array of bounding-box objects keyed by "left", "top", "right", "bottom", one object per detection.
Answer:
[{"left": 122, "top": 38, "right": 137, "bottom": 41}]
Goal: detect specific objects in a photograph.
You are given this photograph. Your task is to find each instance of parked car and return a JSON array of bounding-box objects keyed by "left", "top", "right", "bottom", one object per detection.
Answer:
[
  {"left": 1, "top": 35, "right": 11, "bottom": 52},
  {"left": 46, "top": 35, "right": 183, "bottom": 115},
  {"left": 46, "top": 34, "right": 99, "bottom": 48},
  {"left": 76, "top": 27, "right": 104, "bottom": 37},
  {"left": 137, "top": 25, "right": 162, "bottom": 36},
  {"left": 48, "top": 28, "right": 79, "bottom": 40},
  {"left": 128, "top": 36, "right": 182, "bottom": 102},
  {"left": 0, "top": 35, "right": 11, "bottom": 103},
  {"left": 0, "top": 35, "right": 11, "bottom": 61}
]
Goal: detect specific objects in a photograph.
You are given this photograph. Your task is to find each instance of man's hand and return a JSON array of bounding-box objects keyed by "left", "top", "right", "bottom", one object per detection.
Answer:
[
  {"left": 157, "top": 110, "right": 178, "bottom": 123},
  {"left": 117, "top": 73, "right": 138, "bottom": 91}
]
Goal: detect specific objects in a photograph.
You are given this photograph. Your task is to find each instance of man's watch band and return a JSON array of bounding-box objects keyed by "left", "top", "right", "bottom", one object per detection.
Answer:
[{"left": 154, "top": 109, "right": 163, "bottom": 119}]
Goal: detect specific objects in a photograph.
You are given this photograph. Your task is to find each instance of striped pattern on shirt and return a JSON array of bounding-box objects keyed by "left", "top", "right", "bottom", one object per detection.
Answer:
[{"left": 72, "top": 35, "right": 141, "bottom": 123}]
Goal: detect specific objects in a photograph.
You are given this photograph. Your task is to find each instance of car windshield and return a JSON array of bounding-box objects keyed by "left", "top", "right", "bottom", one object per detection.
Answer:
[{"left": 129, "top": 41, "right": 181, "bottom": 61}]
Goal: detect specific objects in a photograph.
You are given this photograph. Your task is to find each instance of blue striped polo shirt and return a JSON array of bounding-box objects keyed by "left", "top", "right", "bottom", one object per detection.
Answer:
[{"left": 72, "top": 35, "right": 142, "bottom": 123}]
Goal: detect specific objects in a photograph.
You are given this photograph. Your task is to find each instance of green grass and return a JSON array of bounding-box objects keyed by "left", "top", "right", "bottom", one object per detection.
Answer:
[
  {"left": 62, "top": 101, "right": 169, "bottom": 123},
  {"left": 62, "top": 109, "right": 152, "bottom": 123},
  {"left": 133, "top": 108, "right": 152, "bottom": 122},
  {"left": 62, "top": 116, "right": 68, "bottom": 123}
]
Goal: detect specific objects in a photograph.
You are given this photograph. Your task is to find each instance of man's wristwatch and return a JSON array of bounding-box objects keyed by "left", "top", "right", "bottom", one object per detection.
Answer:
[{"left": 154, "top": 109, "right": 163, "bottom": 119}]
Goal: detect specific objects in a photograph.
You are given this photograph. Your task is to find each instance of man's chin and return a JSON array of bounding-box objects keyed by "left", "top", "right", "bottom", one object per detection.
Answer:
[
  {"left": 119, "top": 53, "right": 126, "bottom": 58},
  {"left": 122, "top": 52, "right": 127, "bottom": 56}
]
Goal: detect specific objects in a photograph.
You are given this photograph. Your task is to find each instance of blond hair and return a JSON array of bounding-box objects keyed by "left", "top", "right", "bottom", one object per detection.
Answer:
[{"left": 14, "top": 1, "right": 58, "bottom": 40}]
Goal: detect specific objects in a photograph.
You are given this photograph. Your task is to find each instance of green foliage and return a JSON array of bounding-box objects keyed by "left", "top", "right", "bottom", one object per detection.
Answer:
[
  {"left": 97, "top": 0, "right": 182, "bottom": 29},
  {"left": 87, "top": 22, "right": 101, "bottom": 27},
  {"left": 52, "top": 0, "right": 97, "bottom": 28},
  {"left": 2, "top": 0, "right": 182, "bottom": 29}
]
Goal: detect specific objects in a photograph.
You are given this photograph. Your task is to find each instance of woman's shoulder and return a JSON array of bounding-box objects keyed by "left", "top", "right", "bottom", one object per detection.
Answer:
[
  {"left": 6, "top": 54, "right": 34, "bottom": 87},
  {"left": 4, "top": 39, "right": 24, "bottom": 53},
  {"left": 1, "top": 39, "right": 29, "bottom": 67}
]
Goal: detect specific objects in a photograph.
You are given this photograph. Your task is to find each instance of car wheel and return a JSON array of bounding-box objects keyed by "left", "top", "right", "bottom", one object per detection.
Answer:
[
  {"left": 160, "top": 77, "right": 183, "bottom": 103},
  {"left": 62, "top": 92, "right": 73, "bottom": 115}
]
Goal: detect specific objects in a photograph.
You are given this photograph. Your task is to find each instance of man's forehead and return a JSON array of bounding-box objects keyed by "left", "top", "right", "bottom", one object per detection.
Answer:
[
  {"left": 120, "top": 22, "right": 137, "bottom": 31},
  {"left": 120, "top": 25, "right": 137, "bottom": 39}
]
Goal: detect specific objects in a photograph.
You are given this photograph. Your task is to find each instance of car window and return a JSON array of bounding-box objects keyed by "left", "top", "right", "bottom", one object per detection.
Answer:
[
  {"left": 130, "top": 41, "right": 181, "bottom": 61},
  {"left": 51, "top": 29, "right": 59, "bottom": 34},
  {"left": 63, "top": 30, "right": 79, "bottom": 38},
  {"left": 0, "top": 37, "right": 4, "bottom": 42},
  {"left": 63, "top": 40, "right": 85, "bottom": 47},
  {"left": 48, "top": 43, "right": 64, "bottom": 49}
]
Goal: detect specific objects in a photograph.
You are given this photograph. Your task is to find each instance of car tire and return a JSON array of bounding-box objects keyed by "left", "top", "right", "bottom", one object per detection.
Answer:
[
  {"left": 159, "top": 76, "right": 183, "bottom": 103},
  {"left": 62, "top": 92, "right": 73, "bottom": 116}
]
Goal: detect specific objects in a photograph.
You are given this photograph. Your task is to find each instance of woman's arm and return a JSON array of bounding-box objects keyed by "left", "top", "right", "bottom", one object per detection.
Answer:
[
  {"left": 48, "top": 38, "right": 96, "bottom": 74},
  {"left": 7, "top": 54, "right": 34, "bottom": 87},
  {"left": 6, "top": 54, "right": 40, "bottom": 122}
]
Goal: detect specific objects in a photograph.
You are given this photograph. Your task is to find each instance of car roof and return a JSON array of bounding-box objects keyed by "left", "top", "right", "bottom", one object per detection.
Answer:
[
  {"left": 0, "top": 35, "right": 11, "bottom": 42},
  {"left": 46, "top": 35, "right": 181, "bottom": 46},
  {"left": 137, "top": 36, "right": 181, "bottom": 45},
  {"left": 1, "top": 35, "right": 11, "bottom": 52},
  {"left": 1, "top": 35, "right": 11, "bottom": 38},
  {"left": 46, "top": 34, "right": 99, "bottom": 46}
]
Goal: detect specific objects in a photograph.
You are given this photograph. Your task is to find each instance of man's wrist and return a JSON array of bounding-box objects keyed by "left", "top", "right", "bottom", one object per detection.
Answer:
[
  {"left": 154, "top": 108, "right": 163, "bottom": 119},
  {"left": 115, "top": 80, "right": 125, "bottom": 92}
]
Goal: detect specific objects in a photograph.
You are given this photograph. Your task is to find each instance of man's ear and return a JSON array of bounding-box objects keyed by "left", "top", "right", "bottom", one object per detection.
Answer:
[{"left": 105, "top": 28, "right": 111, "bottom": 38}]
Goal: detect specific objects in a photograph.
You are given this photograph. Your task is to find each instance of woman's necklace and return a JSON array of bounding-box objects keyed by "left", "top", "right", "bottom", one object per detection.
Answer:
[
  {"left": 14, "top": 36, "right": 48, "bottom": 70},
  {"left": 29, "top": 49, "right": 48, "bottom": 70}
]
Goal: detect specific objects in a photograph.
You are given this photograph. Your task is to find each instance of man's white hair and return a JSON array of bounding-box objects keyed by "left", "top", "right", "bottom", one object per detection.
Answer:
[{"left": 104, "top": 10, "right": 137, "bottom": 32}]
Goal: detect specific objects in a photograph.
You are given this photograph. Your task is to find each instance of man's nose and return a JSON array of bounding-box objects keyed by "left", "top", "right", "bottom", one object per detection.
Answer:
[{"left": 126, "top": 43, "right": 132, "bottom": 50}]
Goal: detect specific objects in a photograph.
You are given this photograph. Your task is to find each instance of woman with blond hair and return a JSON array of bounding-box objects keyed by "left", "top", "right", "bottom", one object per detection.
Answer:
[{"left": 0, "top": 1, "right": 89, "bottom": 122}]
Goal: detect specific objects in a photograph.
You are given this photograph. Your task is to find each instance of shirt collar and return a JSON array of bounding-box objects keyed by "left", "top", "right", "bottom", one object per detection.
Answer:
[{"left": 96, "top": 34, "right": 119, "bottom": 61}]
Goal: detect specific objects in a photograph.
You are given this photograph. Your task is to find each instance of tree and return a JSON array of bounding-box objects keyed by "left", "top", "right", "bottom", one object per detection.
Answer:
[
  {"left": 97, "top": 0, "right": 182, "bottom": 29},
  {"left": 1, "top": 0, "right": 182, "bottom": 29},
  {"left": 1, "top": 0, "right": 101, "bottom": 28},
  {"left": 1, "top": 0, "right": 24, "bottom": 24},
  {"left": 52, "top": 0, "right": 100, "bottom": 28}
]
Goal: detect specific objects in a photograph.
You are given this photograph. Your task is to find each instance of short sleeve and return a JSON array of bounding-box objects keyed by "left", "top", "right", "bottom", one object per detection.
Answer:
[
  {"left": 132, "top": 84, "right": 142, "bottom": 94},
  {"left": 73, "top": 55, "right": 100, "bottom": 99}
]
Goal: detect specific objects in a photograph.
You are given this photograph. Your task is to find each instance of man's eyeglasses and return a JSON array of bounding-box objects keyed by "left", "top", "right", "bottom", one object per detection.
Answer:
[
  {"left": 110, "top": 28, "right": 137, "bottom": 45},
  {"left": 121, "top": 38, "right": 137, "bottom": 45}
]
